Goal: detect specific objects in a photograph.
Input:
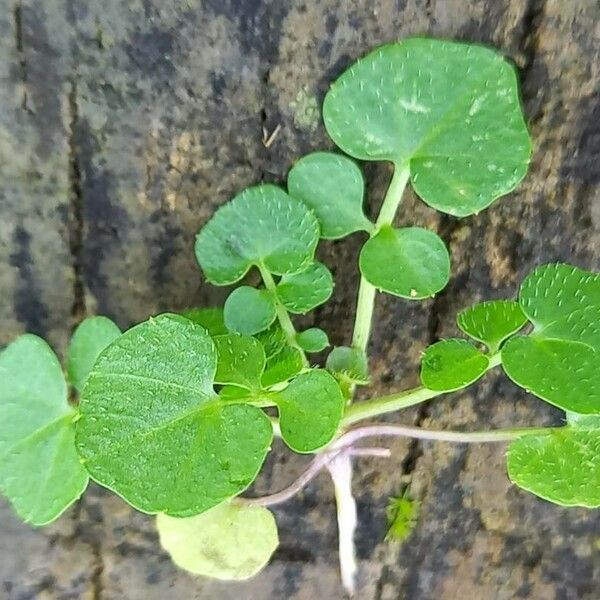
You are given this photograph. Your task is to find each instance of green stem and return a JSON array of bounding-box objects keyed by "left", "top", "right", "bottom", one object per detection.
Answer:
[
  {"left": 342, "top": 353, "right": 503, "bottom": 426},
  {"left": 258, "top": 264, "right": 308, "bottom": 366},
  {"left": 342, "top": 386, "right": 441, "bottom": 426},
  {"left": 351, "top": 164, "right": 410, "bottom": 353}
]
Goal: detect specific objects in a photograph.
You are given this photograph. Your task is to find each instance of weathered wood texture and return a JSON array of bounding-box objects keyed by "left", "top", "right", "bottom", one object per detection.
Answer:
[{"left": 1, "top": 0, "right": 599, "bottom": 598}]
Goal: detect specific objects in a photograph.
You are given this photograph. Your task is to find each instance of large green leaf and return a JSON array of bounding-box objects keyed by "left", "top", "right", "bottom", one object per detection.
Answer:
[
  {"left": 224, "top": 286, "right": 277, "bottom": 335},
  {"left": 0, "top": 335, "right": 88, "bottom": 525},
  {"left": 323, "top": 38, "right": 531, "bottom": 216},
  {"left": 508, "top": 427, "right": 600, "bottom": 507},
  {"left": 360, "top": 225, "right": 450, "bottom": 299},
  {"left": 457, "top": 300, "right": 526, "bottom": 352},
  {"left": 76, "top": 314, "right": 273, "bottom": 517},
  {"left": 502, "top": 337, "right": 600, "bottom": 414},
  {"left": 420, "top": 339, "right": 489, "bottom": 392},
  {"left": 519, "top": 263, "right": 600, "bottom": 348},
  {"left": 276, "top": 261, "right": 333, "bottom": 314},
  {"left": 502, "top": 264, "right": 600, "bottom": 414},
  {"left": 195, "top": 184, "right": 319, "bottom": 284},
  {"left": 214, "top": 334, "right": 266, "bottom": 391},
  {"left": 272, "top": 370, "right": 344, "bottom": 452},
  {"left": 287, "top": 151, "right": 372, "bottom": 238},
  {"left": 157, "top": 501, "right": 279, "bottom": 580},
  {"left": 68, "top": 316, "right": 121, "bottom": 392}
]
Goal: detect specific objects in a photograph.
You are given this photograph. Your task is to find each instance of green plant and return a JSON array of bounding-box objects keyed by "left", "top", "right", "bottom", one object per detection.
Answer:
[{"left": 1, "top": 38, "right": 598, "bottom": 595}]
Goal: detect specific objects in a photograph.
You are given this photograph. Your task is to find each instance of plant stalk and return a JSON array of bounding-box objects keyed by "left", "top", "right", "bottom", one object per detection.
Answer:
[
  {"left": 258, "top": 263, "right": 308, "bottom": 366},
  {"left": 351, "top": 163, "right": 410, "bottom": 353}
]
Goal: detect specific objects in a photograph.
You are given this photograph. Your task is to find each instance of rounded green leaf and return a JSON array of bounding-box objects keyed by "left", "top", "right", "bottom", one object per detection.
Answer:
[
  {"left": 323, "top": 38, "right": 531, "bottom": 216},
  {"left": 181, "top": 307, "right": 227, "bottom": 336},
  {"left": 273, "top": 370, "right": 344, "bottom": 452},
  {"left": 195, "top": 184, "right": 320, "bottom": 284},
  {"left": 420, "top": 339, "right": 489, "bottom": 392},
  {"left": 326, "top": 346, "right": 369, "bottom": 385},
  {"left": 457, "top": 300, "right": 527, "bottom": 352},
  {"left": 214, "top": 334, "right": 266, "bottom": 391},
  {"left": 287, "top": 152, "right": 372, "bottom": 238},
  {"left": 502, "top": 336, "right": 600, "bottom": 414},
  {"left": 508, "top": 428, "right": 600, "bottom": 507},
  {"left": 276, "top": 261, "right": 333, "bottom": 314},
  {"left": 360, "top": 225, "right": 450, "bottom": 299},
  {"left": 0, "top": 335, "right": 88, "bottom": 525},
  {"left": 296, "top": 328, "right": 330, "bottom": 353},
  {"left": 157, "top": 501, "right": 278, "bottom": 580},
  {"left": 224, "top": 287, "right": 277, "bottom": 335},
  {"left": 68, "top": 316, "right": 121, "bottom": 392},
  {"left": 76, "top": 314, "right": 273, "bottom": 517},
  {"left": 519, "top": 263, "right": 600, "bottom": 349}
]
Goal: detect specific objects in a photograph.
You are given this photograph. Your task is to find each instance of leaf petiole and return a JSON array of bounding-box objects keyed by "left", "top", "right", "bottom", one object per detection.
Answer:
[{"left": 351, "top": 164, "right": 410, "bottom": 353}]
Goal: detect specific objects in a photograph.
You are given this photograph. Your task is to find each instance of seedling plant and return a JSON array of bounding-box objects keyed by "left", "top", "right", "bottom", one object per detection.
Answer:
[{"left": 2, "top": 38, "right": 599, "bottom": 595}]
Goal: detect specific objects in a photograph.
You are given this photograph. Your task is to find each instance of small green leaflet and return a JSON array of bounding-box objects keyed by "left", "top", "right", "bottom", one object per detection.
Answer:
[
  {"left": 323, "top": 38, "right": 531, "bottom": 216},
  {"left": 273, "top": 370, "right": 344, "bottom": 452},
  {"left": 214, "top": 334, "right": 265, "bottom": 391},
  {"left": 68, "top": 316, "right": 121, "bottom": 392},
  {"left": 195, "top": 184, "right": 319, "bottom": 284},
  {"left": 0, "top": 335, "right": 88, "bottom": 525},
  {"left": 157, "top": 501, "right": 279, "bottom": 580},
  {"left": 360, "top": 226, "right": 450, "bottom": 299},
  {"left": 181, "top": 307, "right": 228, "bottom": 336},
  {"left": 385, "top": 491, "right": 419, "bottom": 543},
  {"left": 261, "top": 346, "right": 304, "bottom": 388},
  {"left": 420, "top": 339, "right": 489, "bottom": 392},
  {"left": 255, "top": 324, "right": 304, "bottom": 387},
  {"left": 224, "top": 286, "right": 277, "bottom": 335},
  {"left": 326, "top": 346, "right": 369, "bottom": 385},
  {"left": 287, "top": 151, "right": 373, "bottom": 239},
  {"left": 296, "top": 328, "right": 330, "bottom": 353},
  {"left": 76, "top": 314, "right": 273, "bottom": 517},
  {"left": 502, "top": 264, "right": 600, "bottom": 414},
  {"left": 508, "top": 427, "right": 600, "bottom": 507},
  {"left": 457, "top": 300, "right": 526, "bottom": 352},
  {"left": 276, "top": 261, "right": 334, "bottom": 314}
]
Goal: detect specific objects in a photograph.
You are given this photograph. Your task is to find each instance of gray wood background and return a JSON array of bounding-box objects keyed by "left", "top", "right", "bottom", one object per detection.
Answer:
[{"left": 1, "top": 1, "right": 599, "bottom": 598}]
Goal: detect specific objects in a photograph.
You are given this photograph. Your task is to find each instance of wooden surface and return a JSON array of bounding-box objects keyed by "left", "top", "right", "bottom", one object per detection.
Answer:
[{"left": 1, "top": 1, "right": 599, "bottom": 598}]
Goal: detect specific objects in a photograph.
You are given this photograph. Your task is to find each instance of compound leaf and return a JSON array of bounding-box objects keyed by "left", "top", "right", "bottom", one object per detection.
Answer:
[
  {"left": 157, "top": 501, "right": 278, "bottom": 580},
  {"left": 360, "top": 225, "right": 450, "bottom": 299},
  {"left": 324, "top": 38, "right": 531, "bottom": 216},
  {"left": 296, "top": 328, "right": 330, "bottom": 353},
  {"left": 287, "top": 151, "right": 372, "bottom": 238},
  {"left": 0, "top": 335, "right": 88, "bottom": 525},
  {"left": 502, "top": 336, "right": 600, "bottom": 414},
  {"left": 508, "top": 427, "right": 600, "bottom": 507},
  {"left": 68, "top": 316, "right": 121, "bottom": 392},
  {"left": 214, "top": 334, "right": 266, "bottom": 391},
  {"left": 457, "top": 300, "right": 526, "bottom": 352},
  {"left": 195, "top": 184, "right": 319, "bottom": 284},
  {"left": 326, "top": 346, "right": 369, "bottom": 385},
  {"left": 276, "top": 261, "right": 333, "bottom": 314},
  {"left": 224, "top": 287, "right": 277, "bottom": 336},
  {"left": 182, "top": 307, "right": 227, "bottom": 336},
  {"left": 273, "top": 370, "right": 344, "bottom": 452},
  {"left": 421, "top": 339, "right": 489, "bottom": 392},
  {"left": 76, "top": 314, "right": 273, "bottom": 517}
]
